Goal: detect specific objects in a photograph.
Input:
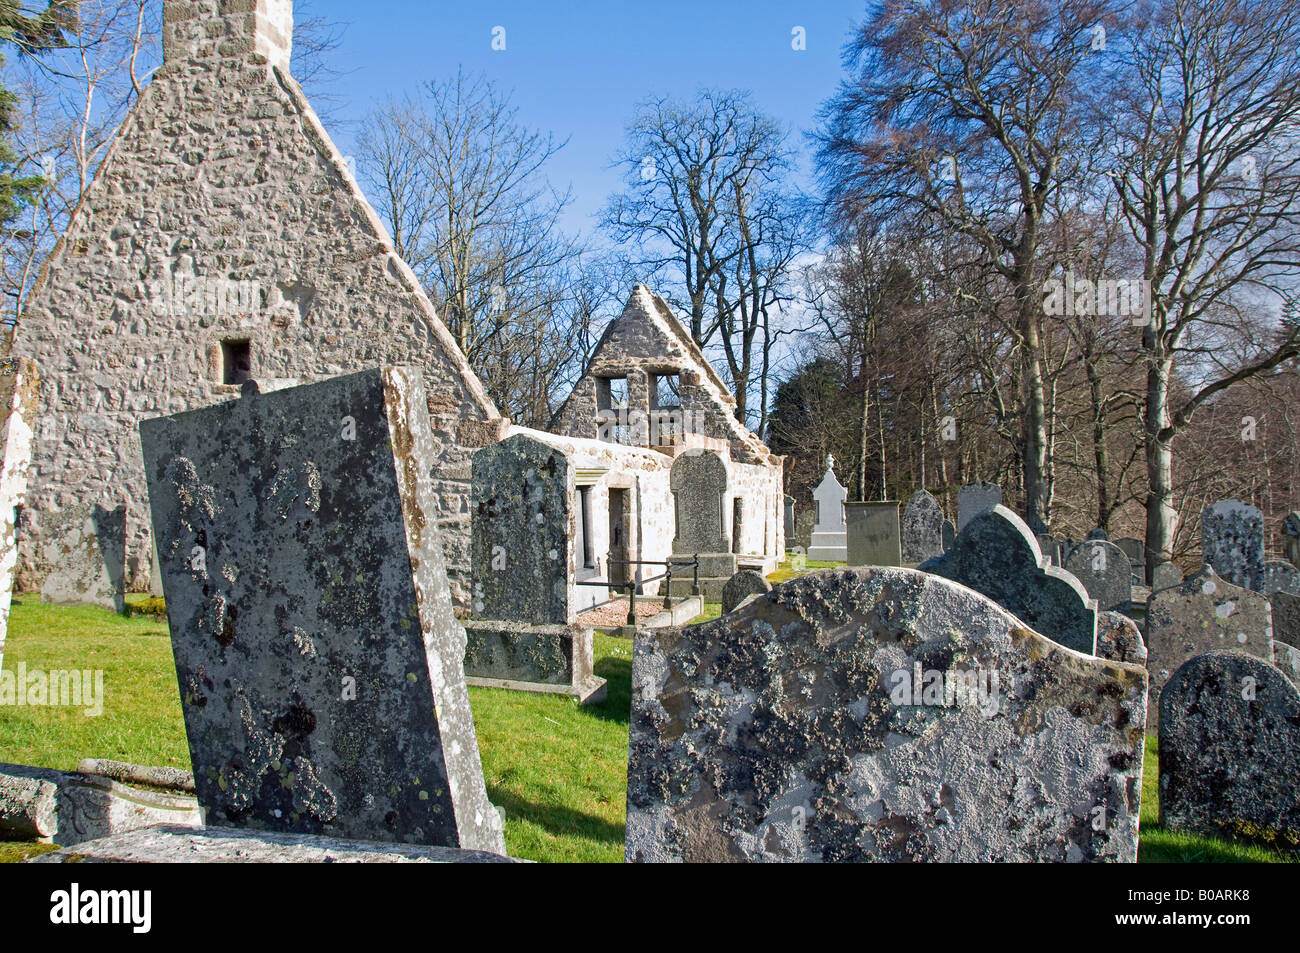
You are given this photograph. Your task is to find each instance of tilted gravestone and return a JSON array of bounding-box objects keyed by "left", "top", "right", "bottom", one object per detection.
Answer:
[
  {"left": 920, "top": 505, "right": 1098, "bottom": 654},
  {"left": 626, "top": 567, "right": 1146, "bottom": 862},
  {"left": 1097, "top": 611, "right": 1147, "bottom": 664},
  {"left": 1143, "top": 565, "right": 1274, "bottom": 732},
  {"left": 900, "top": 489, "right": 944, "bottom": 564},
  {"left": 1159, "top": 651, "right": 1300, "bottom": 851},
  {"left": 1201, "top": 500, "right": 1264, "bottom": 591},
  {"left": 957, "top": 481, "right": 1001, "bottom": 532},
  {"left": 1064, "top": 539, "right": 1132, "bottom": 615},
  {"left": 1151, "top": 561, "right": 1182, "bottom": 593},
  {"left": 0, "top": 357, "right": 38, "bottom": 672},
  {"left": 39, "top": 501, "right": 126, "bottom": 614},
  {"left": 808, "top": 457, "right": 847, "bottom": 561},
  {"left": 1036, "top": 534, "right": 1063, "bottom": 567},
  {"left": 721, "top": 569, "right": 771, "bottom": 614},
  {"left": 140, "top": 367, "right": 506, "bottom": 853},
  {"left": 846, "top": 501, "right": 902, "bottom": 568},
  {"left": 464, "top": 433, "right": 605, "bottom": 704}
]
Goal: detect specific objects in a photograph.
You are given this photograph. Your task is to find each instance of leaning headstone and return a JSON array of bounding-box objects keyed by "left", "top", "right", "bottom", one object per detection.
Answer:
[
  {"left": 1064, "top": 539, "right": 1132, "bottom": 614},
  {"left": 0, "top": 357, "right": 38, "bottom": 672},
  {"left": 920, "top": 505, "right": 1097, "bottom": 654},
  {"left": 956, "top": 481, "right": 1001, "bottom": 532},
  {"left": 39, "top": 502, "right": 126, "bottom": 614},
  {"left": 1151, "top": 561, "right": 1182, "bottom": 593},
  {"left": 942, "top": 519, "right": 955, "bottom": 553},
  {"left": 845, "top": 501, "right": 902, "bottom": 567},
  {"left": 1097, "top": 611, "right": 1147, "bottom": 664},
  {"left": 1201, "top": 500, "right": 1264, "bottom": 591},
  {"left": 1159, "top": 651, "right": 1300, "bottom": 851},
  {"left": 140, "top": 367, "right": 506, "bottom": 853},
  {"left": 626, "top": 567, "right": 1146, "bottom": 863},
  {"left": 808, "top": 456, "right": 847, "bottom": 561},
  {"left": 900, "top": 490, "right": 944, "bottom": 564},
  {"left": 1274, "top": 641, "right": 1300, "bottom": 686},
  {"left": 1283, "top": 512, "right": 1300, "bottom": 568},
  {"left": 721, "top": 569, "right": 771, "bottom": 614},
  {"left": 1143, "top": 565, "right": 1274, "bottom": 731}
]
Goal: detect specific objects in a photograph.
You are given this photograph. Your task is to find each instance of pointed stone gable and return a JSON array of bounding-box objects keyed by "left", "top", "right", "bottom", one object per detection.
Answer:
[
  {"left": 12, "top": 0, "right": 501, "bottom": 605},
  {"left": 552, "top": 285, "right": 776, "bottom": 465}
]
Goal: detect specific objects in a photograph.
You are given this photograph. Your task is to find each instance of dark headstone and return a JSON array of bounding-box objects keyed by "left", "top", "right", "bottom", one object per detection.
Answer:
[
  {"left": 1097, "top": 611, "right": 1147, "bottom": 664},
  {"left": 627, "top": 567, "right": 1146, "bottom": 862},
  {"left": 1151, "top": 561, "right": 1182, "bottom": 593},
  {"left": 1201, "top": 500, "right": 1264, "bottom": 591},
  {"left": 1064, "top": 539, "right": 1132, "bottom": 614},
  {"left": 721, "top": 569, "right": 772, "bottom": 614},
  {"left": 942, "top": 519, "right": 955, "bottom": 553},
  {"left": 140, "top": 367, "right": 505, "bottom": 852},
  {"left": 921, "top": 505, "right": 1097, "bottom": 654},
  {"left": 900, "top": 490, "right": 944, "bottom": 564},
  {"left": 845, "top": 501, "right": 902, "bottom": 567},
  {"left": 1159, "top": 650, "right": 1300, "bottom": 850},
  {"left": 671, "top": 450, "right": 730, "bottom": 555}
]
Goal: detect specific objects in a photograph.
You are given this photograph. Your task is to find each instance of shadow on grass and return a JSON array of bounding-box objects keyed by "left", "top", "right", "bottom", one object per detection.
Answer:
[
  {"left": 587, "top": 652, "right": 632, "bottom": 726},
  {"left": 487, "top": 783, "right": 626, "bottom": 846}
]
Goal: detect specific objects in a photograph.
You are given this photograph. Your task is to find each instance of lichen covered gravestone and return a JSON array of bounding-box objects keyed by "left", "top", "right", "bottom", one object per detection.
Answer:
[
  {"left": 921, "top": 505, "right": 1097, "bottom": 654},
  {"left": 1143, "top": 565, "right": 1274, "bottom": 731},
  {"left": 38, "top": 502, "right": 126, "bottom": 614},
  {"left": 1097, "top": 611, "right": 1147, "bottom": 665},
  {"left": 721, "top": 569, "right": 771, "bottom": 614},
  {"left": 1159, "top": 651, "right": 1300, "bottom": 850},
  {"left": 1201, "top": 500, "right": 1264, "bottom": 591},
  {"left": 626, "top": 567, "right": 1147, "bottom": 862},
  {"left": 140, "top": 367, "right": 505, "bottom": 853},
  {"left": 1151, "top": 561, "right": 1182, "bottom": 593},
  {"left": 0, "top": 357, "right": 38, "bottom": 672},
  {"left": 900, "top": 490, "right": 944, "bottom": 564},
  {"left": 1064, "top": 539, "right": 1132, "bottom": 614}
]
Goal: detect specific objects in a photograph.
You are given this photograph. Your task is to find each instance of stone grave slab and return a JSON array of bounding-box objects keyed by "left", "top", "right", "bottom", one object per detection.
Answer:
[
  {"left": 845, "top": 501, "right": 902, "bottom": 568},
  {"left": 1096, "top": 611, "right": 1147, "bottom": 664},
  {"left": 1271, "top": 591, "right": 1300, "bottom": 656},
  {"left": 920, "top": 505, "right": 1097, "bottom": 654},
  {"left": 1159, "top": 650, "right": 1300, "bottom": 851},
  {"left": 900, "top": 489, "right": 944, "bottom": 564},
  {"left": 140, "top": 366, "right": 505, "bottom": 853},
  {"left": 957, "top": 482, "right": 1001, "bottom": 532},
  {"left": 626, "top": 567, "right": 1146, "bottom": 862},
  {"left": 1064, "top": 539, "right": 1132, "bottom": 614},
  {"left": 1275, "top": 641, "right": 1300, "bottom": 686},
  {"left": 1201, "top": 500, "right": 1264, "bottom": 591},
  {"left": 39, "top": 501, "right": 126, "bottom": 613},
  {"left": 721, "top": 569, "right": 771, "bottom": 614},
  {"left": 1151, "top": 561, "right": 1182, "bottom": 593},
  {"left": 808, "top": 456, "right": 847, "bottom": 561}
]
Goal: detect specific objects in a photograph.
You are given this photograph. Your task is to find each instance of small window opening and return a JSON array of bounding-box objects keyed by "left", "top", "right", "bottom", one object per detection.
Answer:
[{"left": 222, "top": 339, "right": 252, "bottom": 385}]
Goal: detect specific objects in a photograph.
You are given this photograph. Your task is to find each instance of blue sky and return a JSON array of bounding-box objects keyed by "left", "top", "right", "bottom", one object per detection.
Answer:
[{"left": 304, "top": 0, "right": 868, "bottom": 238}]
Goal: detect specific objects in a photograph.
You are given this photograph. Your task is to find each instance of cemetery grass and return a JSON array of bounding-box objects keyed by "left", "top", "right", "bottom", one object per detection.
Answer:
[{"left": 1, "top": 602, "right": 1291, "bottom": 864}]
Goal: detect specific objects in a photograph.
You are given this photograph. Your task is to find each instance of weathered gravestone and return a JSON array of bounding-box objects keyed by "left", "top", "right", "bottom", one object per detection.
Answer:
[
  {"left": 794, "top": 509, "right": 815, "bottom": 552},
  {"left": 808, "top": 456, "right": 847, "bottom": 561},
  {"left": 920, "top": 505, "right": 1098, "bottom": 654},
  {"left": 1097, "top": 611, "right": 1147, "bottom": 665},
  {"left": 38, "top": 501, "right": 126, "bottom": 614},
  {"left": 626, "top": 567, "right": 1146, "bottom": 862},
  {"left": 1036, "top": 534, "right": 1063, "bottom": 567},
  {"left": 846, "top": 501, "right": 902, "bottom": 568},
  {"left": 1271, "top": 591, "right": 1300, "bottom": 660},
  {"left": 1284, "top": 512, "right": 1300, "bottom": 569},
  {"left": 957, "top": 481, "right": 1001, "bottom": 532},
  {"left": 942, "top": 519, "right": 955, "bottom": 553},
  {"left": 900, "top": 489, "right": 944, "bottom": 564},
  {"left": 721, "top": 569, "right": 771, "bottom": 614},
  {"left": 140, "top": 367, "right": 506, "bottom": 853},
  {"left": 1143, "top": 565, "right": 1274, "bottom": 732},
  {"left": 1151, "top": 561, "right": 1182, "bottom": 593},
  {"left": 1064, "top": 539, "right": 1132, "bottom": 615},
  {"left": 1260, "top": 559, "right": 1300, "bottom": 598},
  {"left": 1114, "top": 537, "right": 1144, "bottom": 583},
  {"left": 1201, "top": 500, "right": 1264, "bottom": 591},
  {"left": 1275, "top": 641, "right": 1300, "bottom": 686},
  {"left": 669, "top": 449, "right": 738, "bottom": 601},
  {"left": 783, "top": 496, "right": 796, "bottom": 552},
  {"left": 0, "top": 357, "right": 38, "bottom": 672},
  {"left": 1086, "top": 528, "right": 1109, "bottom": 542},
  {"left": 1159, "top": 651, "right": 1300, "bottom": 850}
]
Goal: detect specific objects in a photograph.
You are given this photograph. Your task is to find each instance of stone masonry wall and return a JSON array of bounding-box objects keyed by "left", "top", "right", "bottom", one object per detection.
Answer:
[{"left": 11, "top": 8, "right": 501, "bottom": 606}]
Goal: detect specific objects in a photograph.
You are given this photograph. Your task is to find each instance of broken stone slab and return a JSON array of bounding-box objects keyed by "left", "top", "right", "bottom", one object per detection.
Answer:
[
  {"left": 28, "top": 823, "right": 520, "bottom": 863},
  {"left": 627, "top": 567, "right": 1147, "bottom": 863},
  {"left": 0, "top": 357, "right": 38, "bottom": 672},
  {"left": 1159, "top": 650, "right": 1300, "bottom": 851},
  {"left": 1064, "top": 539, "right": 1132, "bottom": 615},
  {"left": 0, "top": 761, "right": 201, "bottom": 846},
  {"left": 901, "top": 489, "right": 944, "bottom": 564},
  {"left": 0, "top": 771, "right": 58, "bottom": 840},
  {"left": 38, "top": 501, "right": 126, "bottom": 613},
  {"left": 1144, "top": 565, "right": 1275, "bottom": 732},
  {"left": 139, "top": 367, "right": 504, "bottom": 853},
  {"left": 1201, "top": 500, "right": 1264, "bottom": 591},
  {"left": 1097, "top": 611, "right": 1147, "bottom": 665},
  {"left": 920, "top": 505, "right": 1098, "bottom": 654},
  {"left": 721, "top": 569, "right": 771, "bottom": 614},
  {"left": 845, "top": 501, "right": 902, "bottom": 568},
  {"left": 956, "top": 481, "right": 1001, "bottom": 532},
  {"left": 76, "top": 759, "right": 195, "bottom": 794},
  {"left": 462, "top": 621, "right": 606, "bottom": 704}
]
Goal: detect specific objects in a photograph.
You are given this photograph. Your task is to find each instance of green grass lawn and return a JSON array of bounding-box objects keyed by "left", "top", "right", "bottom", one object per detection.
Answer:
[{"left": 1, "top": 599, "right": 1288, "bottom": 863}]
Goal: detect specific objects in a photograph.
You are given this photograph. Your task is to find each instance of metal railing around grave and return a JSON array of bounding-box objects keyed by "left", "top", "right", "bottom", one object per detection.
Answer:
[{"left": 573, "top": 555, "right": 700, "bottom": 626}]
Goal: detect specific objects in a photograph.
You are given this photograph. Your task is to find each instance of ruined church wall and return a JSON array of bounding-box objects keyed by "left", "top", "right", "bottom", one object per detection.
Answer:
[{"left": 11, "top": 52, "right": 498, "bottom": 606}]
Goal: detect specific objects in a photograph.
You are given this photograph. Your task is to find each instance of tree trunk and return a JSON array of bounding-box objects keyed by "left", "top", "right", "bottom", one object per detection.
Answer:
[{"left": 1145, "top": 355, "right": 1177, "bottom": 584}]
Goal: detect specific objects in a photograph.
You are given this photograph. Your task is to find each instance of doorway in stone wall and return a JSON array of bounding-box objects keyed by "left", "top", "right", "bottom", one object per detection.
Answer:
[{"left": 608, "top": 488, "right": 630, "bottom": 590}]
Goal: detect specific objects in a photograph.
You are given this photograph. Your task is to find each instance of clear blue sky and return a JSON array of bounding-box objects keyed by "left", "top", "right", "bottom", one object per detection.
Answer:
[{"left": 302, "top": 0, "right": 868, "bottom": 239}]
